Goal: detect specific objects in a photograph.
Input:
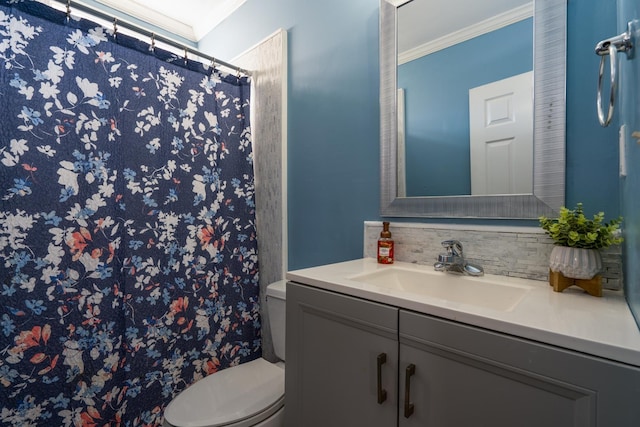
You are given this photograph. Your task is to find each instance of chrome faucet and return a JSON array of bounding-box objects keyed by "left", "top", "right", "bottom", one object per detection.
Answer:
[{"left": 434, "top": 240, "right": 484, "bottom": 276}]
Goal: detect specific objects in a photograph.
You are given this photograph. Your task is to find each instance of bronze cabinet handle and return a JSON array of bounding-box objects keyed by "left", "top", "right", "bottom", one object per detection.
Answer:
[
  {"left": 377, "top": 353, "right": 388, "bottom": 404},
  {"left": 404, "top": 363, "right": 416, "bottom": 418}
]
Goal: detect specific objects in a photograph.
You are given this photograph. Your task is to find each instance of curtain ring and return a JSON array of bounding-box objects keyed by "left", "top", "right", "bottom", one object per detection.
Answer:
[
  {"left": 183, "top": 47, "right": 188, "bottom": 64},
  {"left": 65, "top": 0, "right": 71, "bottom": 21},
  {"left": 150, "top": 32, "right": 155, "bottom": 52},
  {"left": 113, "top": 17, "right": 118, "bottom": 37},
  {"left": 597, "top": 44, "right": 617, "bottom": 127}
]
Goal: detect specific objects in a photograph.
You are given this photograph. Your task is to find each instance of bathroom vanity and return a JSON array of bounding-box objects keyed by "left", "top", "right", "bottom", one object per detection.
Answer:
[{"left": 285, "top": 259, "right": 640, "bottom": 426}]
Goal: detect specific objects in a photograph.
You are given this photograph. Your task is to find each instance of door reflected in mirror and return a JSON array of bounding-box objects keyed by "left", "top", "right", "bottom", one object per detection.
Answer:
[{"left": 396, "top": 0, "right": 534, "bottom": 197}]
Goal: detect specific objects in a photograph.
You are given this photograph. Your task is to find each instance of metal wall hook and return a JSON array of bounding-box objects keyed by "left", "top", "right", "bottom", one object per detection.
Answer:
[
  {"left": 595, "top": 21, "right": 635, "bottom": 127},
  {"left": 595, "top": 33, "right": 633, "bottom": 57}
]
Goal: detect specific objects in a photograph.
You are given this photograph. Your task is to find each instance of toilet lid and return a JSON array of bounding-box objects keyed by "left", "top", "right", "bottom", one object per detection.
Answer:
[{"left": 164, "top": 358, "right": 285, "bottom": 427}]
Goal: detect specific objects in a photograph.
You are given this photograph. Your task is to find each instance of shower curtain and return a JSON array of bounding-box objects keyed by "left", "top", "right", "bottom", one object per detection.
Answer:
[{"left": 0, "top": 1, "right": 260, "bottom": 425}]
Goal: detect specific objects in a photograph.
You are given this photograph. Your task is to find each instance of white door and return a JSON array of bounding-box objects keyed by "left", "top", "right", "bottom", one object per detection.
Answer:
[{"left": 469, "top": 71, "right": 533, "bottom": 195}]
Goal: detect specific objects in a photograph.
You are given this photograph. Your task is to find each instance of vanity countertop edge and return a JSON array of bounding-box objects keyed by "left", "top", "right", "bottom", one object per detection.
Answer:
[{"left": 286, "top": 258, "right": 640, "bottom": 368}]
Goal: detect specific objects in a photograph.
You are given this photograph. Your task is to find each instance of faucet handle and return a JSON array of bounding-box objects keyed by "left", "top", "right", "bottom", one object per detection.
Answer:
[{"left": 441, "top": 240, "right": 463, "bottom": 256}]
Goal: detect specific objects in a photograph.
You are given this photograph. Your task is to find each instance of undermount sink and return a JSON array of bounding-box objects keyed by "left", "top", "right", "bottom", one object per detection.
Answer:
[{"left": 349, "top": 266, "right": 533, "bottom": 312}]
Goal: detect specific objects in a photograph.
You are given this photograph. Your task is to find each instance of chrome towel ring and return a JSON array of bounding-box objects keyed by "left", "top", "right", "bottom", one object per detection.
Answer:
[
  {"left": 595, "top": 22, "right": 635, "bottom": 127},
  {"left": 597, "top": 44, "right": 619, "bottom": 127}
]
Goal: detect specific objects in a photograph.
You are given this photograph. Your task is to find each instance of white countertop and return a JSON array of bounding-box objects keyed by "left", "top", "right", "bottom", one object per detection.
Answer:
[{"left": 286, "top": 258, "right": 640, "bottom": 367}]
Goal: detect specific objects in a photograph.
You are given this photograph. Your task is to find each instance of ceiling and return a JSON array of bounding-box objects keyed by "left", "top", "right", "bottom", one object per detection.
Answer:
[{"left": 95, "top": 0, "right": 246, "bottom": 42}]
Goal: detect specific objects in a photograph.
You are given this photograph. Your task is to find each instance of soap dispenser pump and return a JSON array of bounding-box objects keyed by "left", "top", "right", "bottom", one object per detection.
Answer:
[{"left": 377, "top": 221, "right": 394, "bottom": 264}]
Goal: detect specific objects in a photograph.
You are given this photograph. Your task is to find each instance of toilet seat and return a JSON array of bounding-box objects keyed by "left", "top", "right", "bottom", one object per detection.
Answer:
[{"left": 164, "top": 358, "right": 285, "bottom": 427}]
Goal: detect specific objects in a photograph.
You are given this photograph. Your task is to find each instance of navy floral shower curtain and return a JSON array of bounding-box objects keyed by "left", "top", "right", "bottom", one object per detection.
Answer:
[{"left": 0, "top": 1, "right": 260, "bottom": 425}]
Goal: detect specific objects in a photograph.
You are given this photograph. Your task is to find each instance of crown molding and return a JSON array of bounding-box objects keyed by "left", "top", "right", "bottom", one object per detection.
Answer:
[{"left": 398, "top": 3, "right": 533, "bottom": 65}]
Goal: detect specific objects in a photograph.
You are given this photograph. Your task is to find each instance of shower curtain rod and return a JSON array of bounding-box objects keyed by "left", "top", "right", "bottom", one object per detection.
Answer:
[{"left": 48, "top": 0, "right": 251, "bottom": 77}]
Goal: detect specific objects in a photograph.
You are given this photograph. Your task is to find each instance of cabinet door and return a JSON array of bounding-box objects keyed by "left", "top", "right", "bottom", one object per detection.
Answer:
[
  {"left": 286, "top": 282, "right": 398, "bottom": 427},
  {"left": 399, "top": 310, "right": 640, "bottom": 427}
]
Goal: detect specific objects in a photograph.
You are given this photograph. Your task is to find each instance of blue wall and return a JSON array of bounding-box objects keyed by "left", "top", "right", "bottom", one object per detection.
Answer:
[
  {"left": 200, "top": 0, "right": 380, "bottom": 270},
  {"left": 398, "top": 19, "right": 533, "bottom": 196},
  {"left": 565, "top": 0, "right": 620, "bottom": 211},
  {"left": 200, "top": 0, "right": 621, "bottom": 270}
]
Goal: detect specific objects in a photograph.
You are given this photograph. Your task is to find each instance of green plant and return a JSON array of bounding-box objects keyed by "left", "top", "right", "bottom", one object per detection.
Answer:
[{"left": 539, "top": 203, "right": 623, "bottom": 249}]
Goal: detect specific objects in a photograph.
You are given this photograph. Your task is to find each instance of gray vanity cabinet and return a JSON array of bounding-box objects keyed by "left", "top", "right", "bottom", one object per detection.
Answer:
[
  {"left": 286, "top": 282, "right": 640, "bottom": 426},
  {"left": 285, "top": 282, "right": 399, "bottom": 427},
  {"left": 399, "top": 310, "right": 640, "bottom": 426}
]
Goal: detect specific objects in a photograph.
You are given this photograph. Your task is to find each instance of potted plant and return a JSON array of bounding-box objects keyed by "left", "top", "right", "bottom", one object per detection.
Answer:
[{"left": 539, "top": 203, "right": 623, "bottom": 280}]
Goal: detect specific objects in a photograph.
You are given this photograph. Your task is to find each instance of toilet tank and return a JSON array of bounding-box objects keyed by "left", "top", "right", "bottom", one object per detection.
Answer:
[{"left": 266, "top": 280, "right": 287, "bottom": 361}]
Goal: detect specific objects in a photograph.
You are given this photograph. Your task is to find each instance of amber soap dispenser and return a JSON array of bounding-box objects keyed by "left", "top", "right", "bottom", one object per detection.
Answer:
[{"left": 377, "top": 221, "right": 394, "bottom": 264}]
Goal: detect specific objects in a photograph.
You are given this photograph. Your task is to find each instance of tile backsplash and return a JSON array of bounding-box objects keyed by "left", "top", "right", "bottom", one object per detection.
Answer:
[{"left": 363, "top": 222, "right": 623, "bottom": 291}]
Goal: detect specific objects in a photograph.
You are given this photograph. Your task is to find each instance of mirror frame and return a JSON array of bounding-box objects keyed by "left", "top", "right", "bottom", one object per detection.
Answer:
[{"left": 380, "top": 0, "right": 566, "bottom": 218}]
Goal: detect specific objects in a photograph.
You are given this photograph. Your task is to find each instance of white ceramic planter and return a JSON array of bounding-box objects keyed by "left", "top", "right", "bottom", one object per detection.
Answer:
[{"left": 549, "top": 246, "right": 603, "bottom": 280}]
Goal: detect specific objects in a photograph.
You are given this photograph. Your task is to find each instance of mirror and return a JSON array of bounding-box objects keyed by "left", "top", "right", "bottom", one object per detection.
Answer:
[
  {"left": 380, "top": 0, "right": 566, "bottom": 218},
  {"left": 398, "top": 0, "right": 534, "bottom": 197}
]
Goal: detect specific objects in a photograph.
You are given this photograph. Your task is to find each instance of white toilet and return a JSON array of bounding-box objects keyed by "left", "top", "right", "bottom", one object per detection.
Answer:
[{"left": 164, "top": 280, "right": 286, "bottom": 427}]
